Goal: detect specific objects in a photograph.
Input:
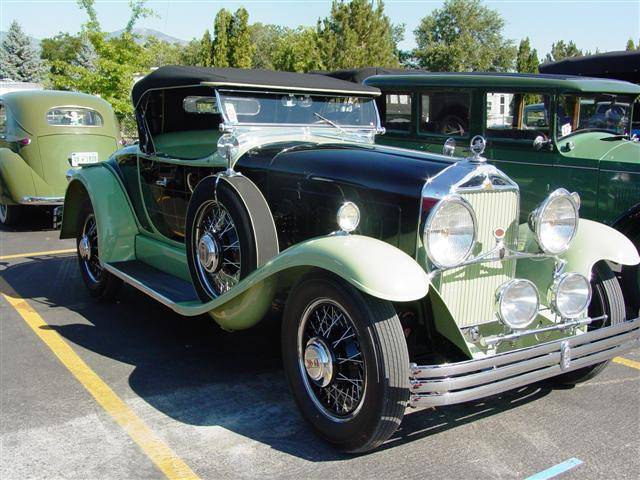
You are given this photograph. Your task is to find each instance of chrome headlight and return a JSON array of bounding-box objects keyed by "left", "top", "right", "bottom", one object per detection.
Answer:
[
  {"left": 337, "top": 202, "right": 360, "bottom": 233},
  {"left": 496, "top": 279, "right": 540, "bottom": 329},
  {"left": 529, "top": 189, "right": 579, "bottom": 255},
  {"left": 549, "top": 272, "right": 592, "bottom": 318},
  {"left": 423, "top": 195, "right": 476, "bottom": 268}
]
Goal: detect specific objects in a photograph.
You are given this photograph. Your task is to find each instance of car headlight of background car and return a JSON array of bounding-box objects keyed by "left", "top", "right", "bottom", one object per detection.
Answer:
[
  {"left": 529, "top": 188, "right": 579, "bottom": 255},
  {"left": 423, "top": 195, "right": 476, "bottom": 268}
]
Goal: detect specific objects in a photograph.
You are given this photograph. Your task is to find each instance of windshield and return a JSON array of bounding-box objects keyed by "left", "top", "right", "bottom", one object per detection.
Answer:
[
  {"left": 217, "top": 90, "right": 379, "bottom": 129},
  {"left": 556, "top": 94, "right": 635, "bottom": 138}
]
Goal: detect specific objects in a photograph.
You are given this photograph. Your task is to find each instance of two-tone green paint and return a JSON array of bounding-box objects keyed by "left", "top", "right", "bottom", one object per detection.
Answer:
[
  {"left": 365, "top": 73, "right": 640, "bottom": 227},
  {"left": 0, "top": 90, "right": 120, "bottom": 206}
]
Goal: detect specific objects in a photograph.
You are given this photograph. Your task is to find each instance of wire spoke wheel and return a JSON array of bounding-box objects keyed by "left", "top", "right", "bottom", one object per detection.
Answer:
[
  {"left": 194, "top": 200, "right": 241, "bottom": 297},
  {"left": 78, "top": 213, "right": 104, "bottom": 284},
  {"left": 298, "top": 298, "right": 367, "bottom": 421}
]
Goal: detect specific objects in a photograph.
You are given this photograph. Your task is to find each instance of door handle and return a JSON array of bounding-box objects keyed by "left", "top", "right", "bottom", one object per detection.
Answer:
[{"left": 155, "top": 177, "right": 168, "bottom": 187}]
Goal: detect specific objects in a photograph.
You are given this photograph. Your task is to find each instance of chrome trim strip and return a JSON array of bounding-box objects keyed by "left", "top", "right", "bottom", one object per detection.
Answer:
[
  {"left": 409, "top": 317, "right": 639, "bottom": 408},
  {"left": 21, "top": 196, "right": 64, "bottom": 205}
]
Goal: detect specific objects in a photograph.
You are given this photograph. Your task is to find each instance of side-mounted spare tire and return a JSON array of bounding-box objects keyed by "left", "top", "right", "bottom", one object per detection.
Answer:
[{"left": 185, "top": 174, "right": 279, "bottom": 301}]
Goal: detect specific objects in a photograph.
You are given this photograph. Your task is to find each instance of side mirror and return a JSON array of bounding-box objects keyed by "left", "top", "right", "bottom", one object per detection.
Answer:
[
  {"left": 443, "top": 138, "right": 456, "bottom": 157},
  {"left": 533, "top": 135, "right": 553, "bottom": 151}
]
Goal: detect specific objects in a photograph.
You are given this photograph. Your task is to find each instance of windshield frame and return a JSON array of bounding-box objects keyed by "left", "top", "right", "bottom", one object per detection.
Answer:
[{"left": 214, "top": 88, "right": 383, "bottom": 132}]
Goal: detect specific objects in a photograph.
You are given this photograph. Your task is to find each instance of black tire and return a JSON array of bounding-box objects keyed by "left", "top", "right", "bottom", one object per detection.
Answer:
[
  {"left": 76, "top": 199, "right": 122, "bottom": 301},
  {"left": 185, "top": 176, "right": 257, "bottom": 301},
  {"left": 551, "top": 261, "right": 625, "bottom": 385},
  {"left": 282, "top": 272, "right": 409, "bottom": 453},
  {"left": 0, "top": 202, "right": 22, "bottom": 226}
]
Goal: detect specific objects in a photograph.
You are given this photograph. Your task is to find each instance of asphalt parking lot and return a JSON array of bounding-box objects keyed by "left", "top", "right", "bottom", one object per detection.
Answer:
[{"left": 1, "top": 212, "right": 639, "bottom": 480}]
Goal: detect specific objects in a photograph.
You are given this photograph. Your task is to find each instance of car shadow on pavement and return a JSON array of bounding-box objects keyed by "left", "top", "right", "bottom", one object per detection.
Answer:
[
  {"left": 0, "top": 207, "right": 57, "bottom": 233},
  {"left": 2, "top": 257, "right": 553, "bottom": 461}
]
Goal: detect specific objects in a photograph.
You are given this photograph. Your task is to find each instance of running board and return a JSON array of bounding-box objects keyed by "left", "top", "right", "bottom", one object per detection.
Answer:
[{"left": 104, "top": 261, "right": 204, "bottom": 314}]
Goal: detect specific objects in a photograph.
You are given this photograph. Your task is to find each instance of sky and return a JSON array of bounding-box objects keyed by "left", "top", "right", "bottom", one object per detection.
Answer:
[{"left": 1, "top": 0, "right": 639, "bottom": 57}]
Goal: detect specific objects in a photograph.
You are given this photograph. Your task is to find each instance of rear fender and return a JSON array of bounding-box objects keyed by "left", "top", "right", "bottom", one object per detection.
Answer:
[
  {"left": 0, "top": 149, "right": 36, "bottom": 204},
  {"left": 60, "top": 164, "right": 138, "bottom": 263}
]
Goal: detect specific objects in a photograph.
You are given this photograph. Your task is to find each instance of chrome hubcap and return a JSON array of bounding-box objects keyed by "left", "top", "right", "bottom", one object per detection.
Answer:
[
  {"left": 79, "top": 234, "right": 91, "bottom": 260},
  {"left": 197, "top": 233, "right": 220, "bottom": 273},
  {"left": 304, "top": 337, "right": 333, "bottom": 387}
]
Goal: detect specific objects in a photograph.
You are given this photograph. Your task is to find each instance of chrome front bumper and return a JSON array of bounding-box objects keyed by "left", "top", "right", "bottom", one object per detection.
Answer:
[{"left": 409, "top": 317, "right": 640, "bottom": 408}]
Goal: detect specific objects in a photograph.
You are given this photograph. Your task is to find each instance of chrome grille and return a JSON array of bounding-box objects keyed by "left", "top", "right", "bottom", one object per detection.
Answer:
[{"left": 437, "top": 189, "right": 519, "bottom": 327}]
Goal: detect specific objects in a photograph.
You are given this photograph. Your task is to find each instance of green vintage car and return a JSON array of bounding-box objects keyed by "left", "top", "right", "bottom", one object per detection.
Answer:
[
  {"left": 326, "top": 70, "right": 640, "bottom": 315},
  {"left": 0, "top": 90, "right": 121, "bottom": 226},
  {"left": 61, "top": 66, "right": 639, "bottom": 452}
]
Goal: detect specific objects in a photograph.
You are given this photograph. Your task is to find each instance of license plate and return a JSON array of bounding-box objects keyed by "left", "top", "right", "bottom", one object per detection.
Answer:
[{"left": 70, "top": 152, "right": 99, "bottom": 167}]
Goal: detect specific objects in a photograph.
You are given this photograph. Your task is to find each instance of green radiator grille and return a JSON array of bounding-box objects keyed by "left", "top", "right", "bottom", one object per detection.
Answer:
[{"left": 437, "top": 189, "right": 519, "bottom": 328}]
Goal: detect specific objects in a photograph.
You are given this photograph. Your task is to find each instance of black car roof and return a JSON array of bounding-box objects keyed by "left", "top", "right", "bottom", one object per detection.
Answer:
[
  {"left": 539, "top": 50, "right": 640, "bottom": 83},
  {"left": 132, "top": 65, "right": 380, "bottom": 107}
]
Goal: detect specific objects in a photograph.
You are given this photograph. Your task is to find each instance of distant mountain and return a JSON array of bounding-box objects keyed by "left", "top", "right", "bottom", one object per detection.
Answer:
[
  {"left": 0, "top": 31, "right": 40, "bottom": 52},
  {"left": 107, "top": 28, "right": 188, "bottom": 45}
]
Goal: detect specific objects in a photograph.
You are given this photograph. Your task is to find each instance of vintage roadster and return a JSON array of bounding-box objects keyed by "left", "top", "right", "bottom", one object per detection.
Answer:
[
  {"left": 61, "top": 66, "right": 640, "bottom": 453},
  {"left": 0, "top": 90, "right": 120, "bottom": 226}
]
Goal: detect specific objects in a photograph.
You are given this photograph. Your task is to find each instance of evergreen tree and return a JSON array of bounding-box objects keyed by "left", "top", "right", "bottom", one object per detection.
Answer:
[
  {"left": 249, "top": 23, "right": 288, "bottom": 69},
  {"left": 413, "top": 0, "right": 516, "bottom": 72},
  {"left": 228, "top": 7, "right": 254, "bottom": 68},
  {"left": 199, "top": 29, "right": 213, "bottom": 66},
  {"left": 516, "top": 37, "right": 539, "bottom": 73},
  {"left": 73, "top": 34, "right": 98, "bottom": 71},
  {"left": 213, "top": 9, "right": 232, "bottom": 67},
  {"left": 0, "top": 21, "right": 45, "bottom": 82},
  {"left": 545, "top": 40, "right": 582, "bottom": 62},
  {"left": 316, "top": 0, "right": 400, "bottom": 70},
  {"left": 626, "top": 38, "right": 635, "bottom": 51}
]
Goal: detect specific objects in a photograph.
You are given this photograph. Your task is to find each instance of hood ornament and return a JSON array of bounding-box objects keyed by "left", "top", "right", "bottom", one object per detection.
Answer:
[{"left": 469, "top": 135, "right": 487, "bottom": 163}]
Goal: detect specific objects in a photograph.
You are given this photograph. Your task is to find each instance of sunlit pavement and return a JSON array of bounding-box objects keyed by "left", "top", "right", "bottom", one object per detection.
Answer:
[{"left": 1, "top": 217, "right": 639, "bottom": 480}]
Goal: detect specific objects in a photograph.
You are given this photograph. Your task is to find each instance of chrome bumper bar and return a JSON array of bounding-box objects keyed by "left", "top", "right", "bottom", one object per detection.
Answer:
[
  {"left": 409, "top": 317, "right": 640, "bottom": 408},
  {"left": 21, "top": 196, "right": 64, "bottom": 205}
]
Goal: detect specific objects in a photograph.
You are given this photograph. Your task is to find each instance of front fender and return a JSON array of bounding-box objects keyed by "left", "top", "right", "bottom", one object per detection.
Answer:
[
  {"left": 0, "top": 149, "right": 36, "bottom": 204},
  {"left": 60, "top": 164, "right": 139, "bottom": 263},
  {"left": 561, "top": 218, "right": 640, "bottom": 274},
  {"left": 181, "top": 235, "right": 431, "bottom": 330}
]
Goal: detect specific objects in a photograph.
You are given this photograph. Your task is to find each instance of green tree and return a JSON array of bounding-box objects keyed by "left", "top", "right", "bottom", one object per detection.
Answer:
[
  {"left": 142, "top": 37, "right": 184, "bottom": 68},
  {"left": 212, "top": 9, "right": 232, "bottom": 67},
  {"left": 272, "top": 27, "right": 324, "bottom": 72},
  {"left": 316, "top": 0, "right": 401, "bottom": 70},
  {"left": 41, "top": 33, "right": 84, "bottom": 64},
  {"left": 626, "top": 38, "right": 639, "bottom": 50},
  {"left": 413, "top": 0, "right": 516, "bottom": 72},
  {"left": 545, "top": 40, "right": 582, "bottom": 62},
  {"left": 180, "top": 38, "right": 204, "bottom": 66},
  {"left": 74, "top": 34, "right": 98, "bottom": 71},
  {"left": 199, "top": 29, "right": 213, "bottom": 66},
  {"left": 0, "top": 21, "right": 45, "bottom": 82},
  {"left": 228, "top": 7, "right": 254, "bottom": 68},
  {"left": 516, "top": 37, "right": 539, "bottom": 73},
  {"left": 125, "top": 0, "right": 156, "bottom": 34},
  {"left": 249, "top": 23, "right": 288, "bottom": 69}
]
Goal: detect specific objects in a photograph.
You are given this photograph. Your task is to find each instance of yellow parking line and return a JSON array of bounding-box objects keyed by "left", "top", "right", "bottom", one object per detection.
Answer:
[
  {"left": 0, "top": 280, "right": 200, "bottom": 480},
  {"left": 0, "top": 248, "right": 76, "bottom": 261},
  {"left": 613, "top": 356, "right": 640, "bottom": 371}
]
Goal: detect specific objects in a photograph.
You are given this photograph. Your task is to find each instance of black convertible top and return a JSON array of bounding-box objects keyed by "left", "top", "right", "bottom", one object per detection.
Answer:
[
  {"left": 319, "top": 67, "right": 410, "bottom": 84},
  {"left": 539, "top": 50, "right": 640, "bottom": 83},
  {"left": 132, "top": 65, "right": 380, "bottom": 106}
]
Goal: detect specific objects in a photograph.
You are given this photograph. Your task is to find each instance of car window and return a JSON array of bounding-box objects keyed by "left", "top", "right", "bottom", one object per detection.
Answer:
[
  {"left": 486, "top": 92, "right": 550, "bottom": 140},
  {"left": 419, "top": 92, "right": 470, "bottom": 137},
  {"left": 46, "top": 107, "right": 103, "bottom": 127},
  {"left": 384, "top": 93, "right": 412, "bottom": 132},
  {"left": 556, "top": 93, "right": 634, "bottom": 138}
]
